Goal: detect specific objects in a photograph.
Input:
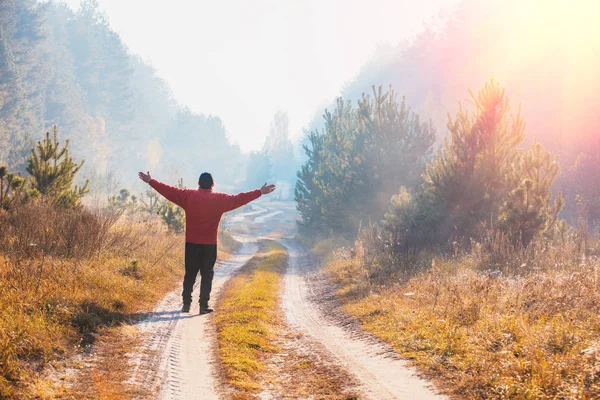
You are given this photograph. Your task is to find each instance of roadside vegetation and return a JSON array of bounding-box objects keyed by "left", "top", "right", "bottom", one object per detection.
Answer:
[
  {"left": 327, "top": 232, "right": 600, "bottom": 398},
  {"left": 0, "top": 200, "right": 184, "bottom": 399},
  {"left": 298, "top": 79, "right": 600, "bottom": 397},
  {"left": 0, "top": 129, "right": 235, "bottom": 398},
  {"left": 215, "top": 241, "right": 356, "bottom": 399}
]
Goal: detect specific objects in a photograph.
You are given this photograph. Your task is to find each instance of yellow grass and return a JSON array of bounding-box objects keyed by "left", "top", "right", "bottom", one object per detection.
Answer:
[
  {"left": 0, "top": 214, "right": 184, "bottom": 398},
  {"left": 326, "top": 245, "right": 600, "bottom": 398},
  {"left": 215, "top": 241, "right": 287, "bottom": 394},
  {"left": 0, "top": 201, "right": 238, "bottom": 399}
]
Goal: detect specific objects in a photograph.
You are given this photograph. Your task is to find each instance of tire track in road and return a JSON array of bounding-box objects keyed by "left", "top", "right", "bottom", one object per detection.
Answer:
[
  {"left": 279, "top": 239, "right": 447, "bottom": 400},
  {"left": 129, "top": 240, "right": 258, "bottom": 400},
  {"left": 254, "top": 210, "right": 283, "bottom": 223}
]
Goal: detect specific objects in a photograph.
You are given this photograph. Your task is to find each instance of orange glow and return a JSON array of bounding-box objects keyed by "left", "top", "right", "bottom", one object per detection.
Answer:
[
  {"left": 432, "top": 0, "right": 600, "bottom": 156},
  {"left": 514, "top": 0, "right": 600, "bottom": 145}
]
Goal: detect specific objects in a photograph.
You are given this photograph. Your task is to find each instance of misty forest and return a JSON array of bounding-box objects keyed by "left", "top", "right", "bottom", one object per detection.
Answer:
[{"left": 1, "top": 0, "right": 599, "bottom": 399}]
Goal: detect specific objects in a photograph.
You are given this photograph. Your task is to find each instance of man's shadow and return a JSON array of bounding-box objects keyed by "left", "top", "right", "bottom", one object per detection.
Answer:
[
  {"left": 133, "top": 310, "right": 196, "bottom": 323},
  {"left": 73, "top": 301, "right": 200, "bottom": 347}
]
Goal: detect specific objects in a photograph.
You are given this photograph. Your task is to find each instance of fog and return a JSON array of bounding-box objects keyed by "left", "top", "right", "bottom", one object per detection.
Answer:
[
  {"left": 59, "top": 0, "right": 458, "bottom": 153},
  {"left": 326, "top": 0, "right": 600, "bottom": 162},
  {"left": 2, "top": 0, "right": 598, "bottom": 207}
]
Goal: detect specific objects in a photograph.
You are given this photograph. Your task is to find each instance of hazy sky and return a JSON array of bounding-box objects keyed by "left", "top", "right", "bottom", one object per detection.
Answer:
[{"left": 62, "top": 0, "right": 458, "bottom": 152}]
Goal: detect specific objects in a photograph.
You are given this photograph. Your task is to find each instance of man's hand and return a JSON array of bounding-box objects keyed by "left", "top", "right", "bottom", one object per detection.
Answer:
[
  {"left": 138, "top": 171, "right": 152, "bottom": 184},
  {"left": 260, "top": 182, "right": 276, "bottom": 195}
]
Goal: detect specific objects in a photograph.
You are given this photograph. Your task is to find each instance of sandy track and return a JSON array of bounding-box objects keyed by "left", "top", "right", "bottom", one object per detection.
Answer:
[
  {"left": 129, "top": 239, "right": 258, "bottom": 400},
  {"left": 128, "top": 203, "right": 272, "bottom": 399},
  {"left": 279, "top": 239, "right": 447, "bottom": 400}
]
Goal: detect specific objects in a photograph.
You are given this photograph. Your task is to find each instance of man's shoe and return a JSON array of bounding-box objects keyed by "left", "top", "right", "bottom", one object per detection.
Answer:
[
  {"left": 199, "top": 307, "right": 213, "bottom": 315},
  {"left": 181, "top": 303, "right": 191, "bottom": 313}
]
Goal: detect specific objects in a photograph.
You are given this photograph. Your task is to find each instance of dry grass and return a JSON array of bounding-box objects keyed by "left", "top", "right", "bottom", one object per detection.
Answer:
[
  {"left": 215, "top": 241, "right": 286, "bottom": 394},
  {"left": 0, "top": 201, "right": 185, "bottom": 399},
  {"left": 63, "top": 324, "right": 148, "bottom": 399},
  {"left": 326, "top": 235, "right": 600, "bottom": 398}
]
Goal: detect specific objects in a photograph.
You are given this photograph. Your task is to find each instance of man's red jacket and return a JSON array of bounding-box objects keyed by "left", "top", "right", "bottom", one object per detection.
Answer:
[{"left": 149, "top": 179, "right": 261, "bottom": 245}]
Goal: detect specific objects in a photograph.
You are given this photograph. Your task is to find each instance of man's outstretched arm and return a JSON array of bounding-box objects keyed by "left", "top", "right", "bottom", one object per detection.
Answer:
[
  {"left": 138, "top": 171, "right": 188, "bottom": 208},
  {"left": 223, "top": 182, "right": 276, "bottom": 212}
]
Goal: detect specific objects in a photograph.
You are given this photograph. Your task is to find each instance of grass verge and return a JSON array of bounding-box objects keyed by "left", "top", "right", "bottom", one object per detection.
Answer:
[
  {"left": 215, "top": 241, "right": 286, "bottom": 393},
  {"left": 326, "top": 247, "right": 600, "bottom": 398}
]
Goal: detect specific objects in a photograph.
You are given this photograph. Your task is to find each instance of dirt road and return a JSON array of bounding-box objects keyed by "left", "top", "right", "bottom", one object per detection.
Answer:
[
  {"left": 279, "top": 239, "right": 446, "bottom": 399},
  {"left": 129, "top": 240, "right": 258, "bottom": 400},
  {"left": 130, "top": 202, "right": 445, "bottom": 399}
]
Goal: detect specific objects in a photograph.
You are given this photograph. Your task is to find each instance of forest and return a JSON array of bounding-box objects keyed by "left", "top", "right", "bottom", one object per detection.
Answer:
[{"left": 0, "top": 0, "right": 297, "bottom": 195}]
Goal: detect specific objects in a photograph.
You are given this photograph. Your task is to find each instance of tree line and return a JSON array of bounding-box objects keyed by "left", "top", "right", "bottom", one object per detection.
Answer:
[
  {"left": 296, "top": 80, "right": 588, "bottom": 255},
  {"left": 306, "top": 0, "right": 599, "bottom": 229},
  {"left": 0, "top": 0, "right": 243, "bottom": 190}
]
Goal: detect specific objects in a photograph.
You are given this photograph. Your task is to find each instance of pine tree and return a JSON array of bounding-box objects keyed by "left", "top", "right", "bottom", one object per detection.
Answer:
[
  {"left": 26, "top": 126, "right": 89, "bottom": 208},
  {"left": 295, "top": 131, "right": 326, "bottom": 232},
  {"left": 499, "top": 142, "right": 564, "bottom": 246},
  {"left": 0, "top": 165, "right": 32, "bottom": 211},
  {"left": 314, "top": 98, "right": 359, "bottom": 233},
  {"left": 139, "top": 189, "right": 162, "bottom": 214},
  {"left": 108, "top": 188, "right": 138, "bottom": 212},
  {"left": 159, "top": 202, "right": 185, "bottom": 233},
  {"left": 356, "top": 86, "right": 435, "bottom": 216},
  {"left": 295, "top": 86, "right": 434, "bottom": 236},
  {"left": 158, "top": 178, "right": 185, "bottom": 233},
  {"left": 385, "top": 80, "right": 564, "bottom": 250},
  {"left": 423, "top": 79, "right": 525, "bottom": 237}
]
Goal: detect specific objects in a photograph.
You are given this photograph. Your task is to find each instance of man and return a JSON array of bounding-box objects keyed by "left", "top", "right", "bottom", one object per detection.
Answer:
[{"left": 138, "top": 171, "right": 275, "bottom": 314}]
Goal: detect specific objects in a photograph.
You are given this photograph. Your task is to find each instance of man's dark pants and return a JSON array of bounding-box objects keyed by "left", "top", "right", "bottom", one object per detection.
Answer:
[{"left": 183, "top": 242, "right": 217, "bottom": 307}]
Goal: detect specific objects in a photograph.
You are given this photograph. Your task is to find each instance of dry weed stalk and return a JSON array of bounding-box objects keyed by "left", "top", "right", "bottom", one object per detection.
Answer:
[
  {"left": 0, "top": 200, "right": 184, "bottom": 398},
  {"left": 325, "top": 225, "right": 600, "bottom": 398}
]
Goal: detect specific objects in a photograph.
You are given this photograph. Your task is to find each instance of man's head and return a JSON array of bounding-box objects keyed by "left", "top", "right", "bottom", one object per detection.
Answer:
[{"left": 199, "top": 172, "right": 214, "bottom": 189}]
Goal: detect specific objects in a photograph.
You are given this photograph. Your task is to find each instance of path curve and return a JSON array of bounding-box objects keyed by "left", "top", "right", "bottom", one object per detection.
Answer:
[{"left": 279, "top": 238, "right": 447, "bottom": 400}]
